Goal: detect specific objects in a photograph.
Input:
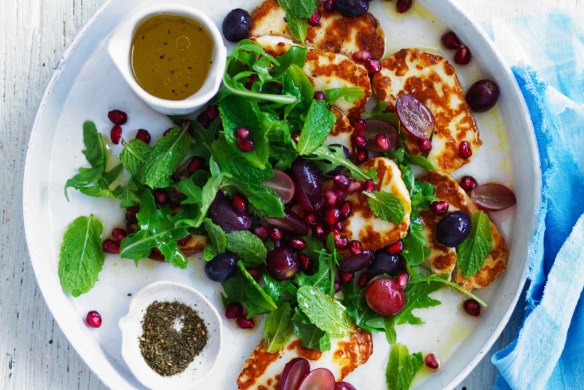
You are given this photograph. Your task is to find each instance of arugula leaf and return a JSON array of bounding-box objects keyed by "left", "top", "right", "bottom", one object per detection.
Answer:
[
  {"left": 456, "top": 211, "right": 493, "bottom": 277},
  {"left": 401, "top": 218, "right": 431, "bottom": 267},
  {"left": 411, "top": 273, "right": 488, "bottom": 307},
  {"left": 221, "top": 261, "right": 277, "bottom": 317},
  {"left": 297, "top": 286, "right": 353, "bottom": 337},
  {"left": 272, "top": 46, "right": 308, "bottom": 76},
  {"left": 296, "top": 100, "right": 337, "bottom": 155},
  {"left": 405, "top": 151, "right": 434, "bottom": 171},
  {"left": 212, "top": 139, "right": 274, "bottom": 184},
  {"left": 118, "top": 178, "right": 142, "bottom": 208},
  {"left": 264, "top": 302, "right": 294, "bottom": 353},
  {"left": 225, "top": 230, "right": 267, "bottom": 266},
  {"left": 188, "top": 119, "right": 218, "bottom": 160},
  {"left": 341, "top": 280, "right": 384, "bottom": 333},
  {"left": 386, "top": 344, "right": 424, "bottom": 390},
  {"left": 65, "top": 121, "right": 121, "bottom": 199},
  {"left": 203, "top": 219, "right": 226, "bottom": 256},
  {"left": 58, "top": 215, "right": 104, "bottom": 297},
  {"left": 364, "top": 191, "right": 406, "bottom": 224},
  {"left": 176, "top": 178, "right": 203, "bottom": 205},
  {"left": 283, "top": 64, "right": 314, "bottom": 115},
  {"left": 120, "top": 139, "right": 151, "bottom": 177},
  {"left": 324, "top": 88, "right": 365, "bottom": 104},
  {"left": 292, "top": 308, "right": 331, "bottom": 351},
  {"left": 308, "top": 145, "right": 376, "bottom": 181},
  {"left": 139, "top": 125, "right": 191, "bottom": 189}
]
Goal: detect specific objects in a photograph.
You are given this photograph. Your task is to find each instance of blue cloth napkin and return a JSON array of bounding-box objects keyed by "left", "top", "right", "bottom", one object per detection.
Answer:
[{"left": 485, "top": 11, "right": 584, "bottom": 390}]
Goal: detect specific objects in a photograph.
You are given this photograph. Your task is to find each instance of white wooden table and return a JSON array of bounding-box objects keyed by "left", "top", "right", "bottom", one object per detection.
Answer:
[{"left": 1, "top": 0, "right": 579, "bottom": 388}]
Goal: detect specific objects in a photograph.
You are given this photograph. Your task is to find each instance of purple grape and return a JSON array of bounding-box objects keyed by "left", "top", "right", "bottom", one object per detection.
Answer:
[
  {"left": 222, "top": 9, "right": 251, "bottom": 43},
  {"left": 264, "top": 209, "right": 309, "bottom": 236},
  {"left": 466, "top": 80, "right": 499, "bottom": 112},
  {"left": 368, "top": 252, "right": 403, "bottom": 276},
  {"left": 208, "top": 193, "right": 252, "bottom": 232},
  {"left": 205, "top": 253, "right": 237, "bottom": 282},
  {"left": 267, "top": 247, "right": 300, "bottom": 280},
  {"left": 291, "top": 159, "right": 322, "bottom": 212},
  {"left": 335, "top": 0, "right": 369, "bottom": 17},
  {"left": 436, "top": 211, "right": 471, "bottom": 247},
  {"left": 339, "top": 251, "right": 374, "bottom": 272}
]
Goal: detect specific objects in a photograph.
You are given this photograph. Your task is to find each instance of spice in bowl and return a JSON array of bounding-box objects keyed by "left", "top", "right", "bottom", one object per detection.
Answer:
[{"left": 139, "top": 300, "right": 208, "bottom": 376}]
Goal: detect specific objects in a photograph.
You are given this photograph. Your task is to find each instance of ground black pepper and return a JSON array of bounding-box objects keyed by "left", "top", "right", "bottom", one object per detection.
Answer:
[{"left": 139, "top": 300, "right": 208, "bottom": 376}]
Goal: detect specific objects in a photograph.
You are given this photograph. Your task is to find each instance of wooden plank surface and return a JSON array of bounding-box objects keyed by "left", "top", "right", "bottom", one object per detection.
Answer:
[{"left": 0, "top": 0, "right": 578, "bottom": 389}]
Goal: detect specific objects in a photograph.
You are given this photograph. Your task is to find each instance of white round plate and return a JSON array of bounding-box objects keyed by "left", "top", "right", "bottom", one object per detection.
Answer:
[{"left": 23, "top": 0, "right": 540, "bottom": 389}]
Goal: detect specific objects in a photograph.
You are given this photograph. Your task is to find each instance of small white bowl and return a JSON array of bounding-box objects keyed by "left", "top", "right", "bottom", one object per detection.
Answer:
[
  {"left": 107, "top": 4, "right": 226, "bottom": 115},
  {"left": 119, "top": 281, "right": 223, "bottom": 390}
]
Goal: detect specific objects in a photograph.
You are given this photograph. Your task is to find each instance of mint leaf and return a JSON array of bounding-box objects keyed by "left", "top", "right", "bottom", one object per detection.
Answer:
[
  {"left": 324, "top": 87, "right": 365, "bottom": 104},
  {"left": 175, "top": 178, "right": 203, "bottom": 205},
  {"left": 264, "top": 302, "right": 294, "bottom": 353},
  {"left": 118, "top": 179, "right": 141, "bottom": 208},
  {"left": 297, "top": 286, "right": 353, "bottom": 337},
  {"left": 457, "top": 211, "right": 493, "bottom": 277},
  {"left": 263, "top": 274, "right": 297, "bottom": 306},
  {"left": 225, "top": 230, "right": 267, "bottom": 266},
  {"left": 187, "top": 119, "right": 217, "bottom": 160},
  {"left": 386, "top": 344, "right": 424, "bottom": 390},
  {"left": 278, "top": 0, "right": 317, "bottom": 18},
  {"left": 221, "top": 261, "right": 277, "bottom": 317},
  {"left": 292, "top": 308, "right": 331, "bottom": 351},
  {"left": 139, "top": 125, "right": 191, "bottom": 189},
  {"left": 223, "top": 176, "right": 285, "bottom": 218},
  {"left": 294, "top": 244, "right": 334, "bottom": 296},
  {"left": 309, "top": 145, "right": 376, "bottom": 181},
  {"left": 296, "top": 100, "right": 336, "bottom": 155},
  {"left": 212, "top": 139, "right": 274, "bottom": 184},
  {"left": 203, "top": 219, "right": 226, "bottom": 255},
  {"left": 120, "top": 138, "right": 151, "bottom": 177},
  {"left": 402, "top": 218, "right": 431, "bottom": 266},
  {"left": 283, "top": 64, "right": 314, "bottom": 115},
  {"left": 58, "top": 215, "right": 105, "bottom": 297},
  {"left": 364, "top": 191, "right": 406, "bottom": 224}
]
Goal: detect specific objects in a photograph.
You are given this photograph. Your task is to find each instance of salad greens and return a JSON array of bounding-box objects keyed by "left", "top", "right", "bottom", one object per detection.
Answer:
[
  {"left": 277, "top": 0, "right": 317, "bottom": 42},
  {"left": 457, "top": 211, "right": 493, "bottom": 277},
  {"left": 386, "top": 344, "right": 424, "bottom": 390},
  {"left": 364, "top": 191, "right": 407, "bottom": 224}
]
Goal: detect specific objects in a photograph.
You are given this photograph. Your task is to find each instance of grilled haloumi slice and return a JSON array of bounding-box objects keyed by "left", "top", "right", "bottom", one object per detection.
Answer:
[
  {"left": 342, "top": 157, "right": 411, "bottom": 251},
  {"left": 372, "top": 49, "right": 481, "bottom": 173},
  {"left": 251, "top": 0, "right": 385, "bottom": 59},
  {"left": 252, "top": 35, "right": 371, "bottom": 121},
  {"left": 238, "top": 330, "right": 373, "bottom": 390},
  {"left": 419, "top": 172, "right": 508, "bottom": 290},
  {"left": 324, "top": 106, "right": 355, "bottom": 149}
]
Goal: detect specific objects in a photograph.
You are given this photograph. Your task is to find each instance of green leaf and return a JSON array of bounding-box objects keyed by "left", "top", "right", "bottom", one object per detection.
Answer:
[
  {"left": 401, "top": 218, "right": 431, "bottom": 267},
  {"left": 341, "top": 280, "right": 384, "bottom": 333},
  {"left": 308, "top": 145, "right": 376, "bottom": 181},
  {"left": 264, "top": 302, "right": 294, "bottom": 353},
  {"left": 411, "top": 273, "right": 488, "bottom": 307},
  {"left": 324, "top": 87, "right": 365, "bottom": 104},
  {"left": 278, "top": 0, "right": 317, "bottom": 18},
  {"left": 120, "top": 139, "right": 151, "bottom": 177},
  {"left": 297, "top": 286, "right": 353, "bottom": 337},
  {"left": 221, "top": 262, "right": 278, "bottom": 317},
  {"left": 456, "top": 211, "right": 493, "bottom": 277},
  {"left": 58, "top": 215, "right": 105, "bottom": 297},
  {"left": 272, "top": 46, "right": 308, "bottom": 76},
  {"left": 363, "top": 191, "right": 406, "bottom": 224},
  {"left": 293, "top": 245, "right": 334, "bottom": 296},
  {"left": 118, "top": 179, "right": 142, "bottom": 208},
  {"left": 139, "top": 125, "right": 191, "bottom": 189},
  {"left": 292, "top": 308, "right": 331, "bottom": 351},
  {"left": 223, "top": 177, "right": 285, "bottom": 218},
  {"left": 296, "top": 100, "right": 337, "bottom": 155},
  {"left": 385, "top": 344, "right": 424, "bottom": 390},
  {"left": 263, "top": 274, "right": 297, "bottom": 306},
  {"left": 283, "top": 64, "right": 314, "bottom": 115},
  {"left": 405, "top": 151, "right": 434, "bottom": 171},
  {"left": 212, "top": 139, "right": 274, "bottom": 184},
  {"left": 225, "top": 230, "right": 267, "bottom": 266},
  {"left": 176, "top": 178, "right": 203, "bottom": 205},
  {"left": 203, "top": 219, "right": 226, "bottom": 255},
  {"left": 287, "top": 17, "right": 308, "bottom": 44},
  {"left": 188, "top": 119, "right": 218, "bottom": 160}
]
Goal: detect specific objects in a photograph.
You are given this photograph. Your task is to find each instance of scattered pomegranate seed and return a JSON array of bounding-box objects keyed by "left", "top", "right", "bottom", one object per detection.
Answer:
[
  {"left": 334, "top": 189, "right": 346, "bottom": 202},
  {"left": 463, "top": 299, "right": 481, "bottom": 316},
  {"left": 396, "top": 0, "right": 413, "bottom": 13},
  {"left": 349, "top": 240, "right": 363, "bottom": 254},
  {"left": 254, "top": 225, "right": 270, "bottom": 239},
  {"left": 325, "top": 190, "right": 339, "bottom": 208},
  {"left": 324, "top": 0, "right": 335, "bottom": 12},
  {"left": 187, "top": 157, "right": 204, "bottom": 174},
  {"left": 333, "top": 173, "right": 350, "bottom": 189},
  {"left": 235, "top": 127, "right": 251, "bottom": 140},
  {"left": 354, "top": 135, "right": 368, "bottom": 149},
  {"left": 205, "top": 105, "right": 219, "bottom": 121},
  {"left": 236, "top": 316, "right": 255, "bottom": 329},
  {"left": 430, "top": 200, "right": 449, "bottom": 215},
  {"left": 305, "top": 213, "right": 318, "bottom": 226},
  {"left": 108, "top": 109, "right": 127, "bottom": 125},
  {"left": 324, "top": 208, "right": 340, "bottom": 226},
  {"left": 442, "top": 31, "right": 462, "bottom": 50},
  {"left": 85, "top": 310, "right": 102, "bottom": 328},
  {"left": 197, "top": 110, "right": 211, "bottom": 128},
  {"left": 459, "top": 141, "right": 473, "bottom": 159},
  {"left": 375, "top": 133, "right": 391, "bottom": 152},
  {"left": 171, "top": 186, "right": 185, "bottom": 201},
  {"left": 364, "top": 58, "right": 382, "bottom": 74},
  {"left": 247, "top": 267, "right": 262, "bottom": 281},
  {"left": 387, "top": 241, "right": 404, "bottom": 255},
  {"left": 419, "top": 137, "right": 432, "bottom": 154},
  {"left": 110, "top": 125, "right": 122, "bottom": 144},
  {"left": 125, "top": 206, "right": 139, "bottom": 224},
  {"left": 232, "top": 193, "right": 248, "bottom": 213},
  {"left": 270, "top": 227, "right": 283, "bottom": 241},
  {"left": 308, "top": 9, "right": 321, "bottom": 26},
  {"left": 225, "top": 302, "right": 243, "bottom": 319},
  {"left": 352, "top": 50, "right": 372, "bottom": 63},
  {"left": 425, "top": 353, "right": 440, "bottom": 369},
  {"left": 339, "top": 271, "right": 354, "bottom": 284},
  {"left": 356, "top": 149, "right": 368, "bottom": 163},
  {"left": 314, "top": 91, "right": 325, "bottom": 100},
  {"left": 153, "top": 189, "right": 169, "bottom": 205},
  {"left": 340, "top": 201, "right": 352, "bottom": 218},
  {"left": 334, "top": 280, "right": 342, "bottom": 292},
  {"left": 347, "top": 180, "right": 364, "bottom": 193},
  {"left": 136, "top": 129, "right": 151, "bottom": 144},
  {"left": 397, "top": 272, "right": 409, "bottom": 289},
  {"left": 102, "top": 239, "right": 120, "bottom": 254},
  {"left": 290, "top": 237, "right": 306, "bottom": 250},
  {"left": 299, "top": 253, "right": 311, "bottom": 272},
  {"left": 354, "top": 119, "right": 367, "bottom": 134},
  {"left": 460, "top": 175, "right": 478, "bottom": 192},
  {"left": 236, "top": 137, "right": 254, "bottom": 152},
  {"left": 454, "top": 46, "right": 472, "bottom": 65},
  {"left": 291, "top": 131, "right": 301, "bottom": 143},
  {"left": 313, "top": 224, "right": 326, "bottom": 237},
  {"left": 358, "top": 273, "right": 370, "bottom": 288},
  {"left": 111, "top": 228, "right": 127, "bottom": 243},
  {"left": 364, "top": 179, "right": 375, "bottom": 192},
  {"left": 334, "top": 220, "right": 344, "bottom": 231},
  {"left": 335, "top": 236, "right": 349, "bottom": 249}
]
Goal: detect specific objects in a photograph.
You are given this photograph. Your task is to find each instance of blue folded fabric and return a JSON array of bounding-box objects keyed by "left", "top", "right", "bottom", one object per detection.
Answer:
[{"left": 486, "top": 12, "right": 584, "bottom": 390}]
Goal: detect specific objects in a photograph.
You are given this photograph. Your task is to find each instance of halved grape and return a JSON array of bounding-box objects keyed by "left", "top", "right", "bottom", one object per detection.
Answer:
[
  {"left": 264, "top": 209, "right": 309, "bottom": 235},
  {"left": 280, "top": 358, "right": 310, "bottom": 390},
  {"left": 395, "top": 94, "right": 435, "bottom": 140},
  {"left": 363, "top": 119, "right": 399, "bottom": 152},
  {"left": 263, "top": 169, "right": 295, "bottom": 204},
  {"left": 297, "top": 368, "right": 336, "bottom": 390},
  {"left": 471, "top": 183, "right": 516, "bottom": 211},
  {"left": 339, "top": 251, "right": 374, "bottom": 272},
  {"left": 291, "top": 158, "right": 322, "bottom": 212}
]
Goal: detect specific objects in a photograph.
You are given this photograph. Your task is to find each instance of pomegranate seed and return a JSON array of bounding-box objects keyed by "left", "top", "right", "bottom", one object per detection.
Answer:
[
  {"left": 235, "top": 127, "right": 251, "bottom": 139},
  {"left": 136, "top": 129, "right": 151, "bottom": 144},
  {"left": 397, "top": 272, "right": 409, "bottom": 289},
  {"left": 290, "top": 237, "right": 306, "bottom": 250},
  {"left": 270, "top": 228, "right": 283, "bottom": 241},
  {"left": 335, "top": 236, "right": 349, "bottom": 249},
  {"left": 358, "top": 273, "right": 370, "bottom": 288},
  {"left": 308, "top": 9, "right": 321, "bottom": 26},
  {"left": 340, "top": 201, "right": 352, "bottom": 218},
  {"left": 332, "top": 229, "right": 342, "bottom": 241},
  {"left": 339, "top": 271, "right": 354, "bottom": 284},
  {"left": 347, "top": 180, "right": 364, "bottom": 193},
  {"left": 313, "top": 224, "right": 326, "bottom": 237},
  {"left": 314, "top": 91, "right": 325, "bottom": 100},
  {"left": 442, "top": 31, "right": 462, "bottom": 50},
  {"left": 236, "top": 316, "right": 255, "bottom": 329},
  {"left": 349, "top": 240, "right": 363, "bottom": 254},
  {"left": 425, "top": 353, "right": 440, "bottom": 369},
  {"left": 236, "top": 138, "right": 254, "bottom": 152},
  {"left": 225, "top": 302, "right": 243, "bottom": 319},
  {"left": 396, "top": 0, "right": 413, "bottom": 13},
  {"left": 364, "top": 58, "right": 382, "bottom": 74},
  {"left": 334, "top": 221, "right": 344, "bottom": 231},
  {"left": 334, "top": 189, "right": 346, "bottom": 202},
  {"left": 430, "top": 200, "right": 449, "bottom": 215},
  {"left": 292, "top": 131, "right": 301, "bottom": 143},
  {"left": 324, "top": 0, "right": 335, "bottom": 12},
  {"left": 354, "top": 135, "right": 368, "bottom": 149},
  {"left": 419, "top": 137, "right": 432, "bottom": 153},
  {"left": 110, "top": 125, "right": 122, "bottom": 144},
  {"left": 298, "top": 253, "right": 311, "bottom": 272},
  {"left": 232, "top": 193, "right": 248, "bottom": 213},
  {"left": 273, "top": 240, "right": 283, "bottom": 249},
  {"left": 153, "top": 189, "right": 169, "bottom": 205},
  {"left": 247, "top": 267, "right": 262, "bottom": 281},
  {"left": 187, "top": 157, "right": 204, "bottom": 174},
  {"left": 463, "top": 299, "right": 481, "bottom": 316},
  {"left": 354, "top": 119, "right": 367, "bottom": 134},
  {"left": 111, "top": 228, "right": 127, "bottom": 243},
  {"left": 455, "top": 46, "right": 472, "bottom": 65},
  {"left": 85, "top": 311, "right": 102, "bottom": 328},
  {"left": 305, "top": 213, "right": 318, "bottom": 226},
  {"left": 364, "top": 179, "right": 375, "bottom": 192},
  {"left": 375, "top": 133, "right": 391, "bottom": 151},
  {"left": 460, "top": 175, "right": 478, "bottom": 192},
  {"left": 108, "top": 109, "right": 127, "bottom": 125},
  {"left": 125, "top": 207, "right": 139, "bottom": 224},
  {"left": 356, "top": 149, "right": 368, "bottom": 163},
  {"left": 102, "top": 239, "right": 120, "bottom": 254},
  {"left": 325, "top": 190, "right": 339, "bottom": 207},
  {"left": 324, "top": 208, "right": 340, "bottom": 226},
  {"left": 334, "top": 280, "right": 342, "bottom": 292},
  {"left": 387, "top": 241, "right": 404, "bottom": 255},
  {"left": 333, "top": 173, "right": 350, "bottom": 189},
  {"left": 459, "top": 141, "right": 473, "bottom": 159},
  {"left": 352, "top": 50, "right": 372, "bottom": 64},
  {"left": 205, "top": 105, "right": 219, "bottom": 121},
  {"left": 254, "top": 225, "right": 270, "bottom": 239},
  {"left": 197, "top": 111, "right": 211, "bottom": 128}
]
